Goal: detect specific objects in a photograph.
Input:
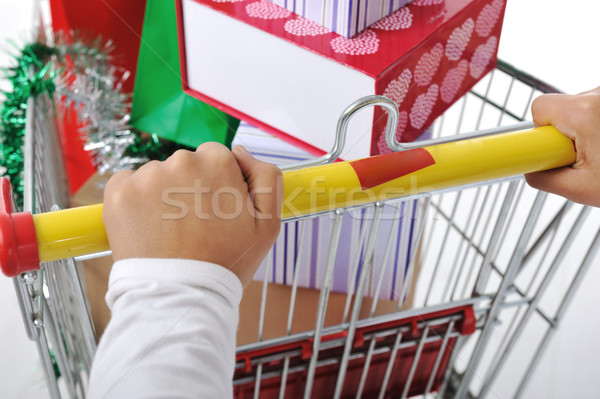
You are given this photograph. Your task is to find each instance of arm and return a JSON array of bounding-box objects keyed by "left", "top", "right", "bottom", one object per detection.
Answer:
[
  {"left": 87, "top": 143, "right": 282, "bottom": 398},
  {"left": 525, "top": 87, "right": 600, "bottom": 207},
  {"left": 87, "top": 258, "right": 242, "bottom": 398}
]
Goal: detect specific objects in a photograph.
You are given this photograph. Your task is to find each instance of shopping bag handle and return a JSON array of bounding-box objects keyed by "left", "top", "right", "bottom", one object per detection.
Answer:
[{"left": 0, "top": 125, "right": 575, "bottom": 277}]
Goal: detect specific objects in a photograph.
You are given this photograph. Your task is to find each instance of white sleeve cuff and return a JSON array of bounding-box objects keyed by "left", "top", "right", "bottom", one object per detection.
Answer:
[{"left": 107, "top": 258, "right": 243, "bottom": 309}]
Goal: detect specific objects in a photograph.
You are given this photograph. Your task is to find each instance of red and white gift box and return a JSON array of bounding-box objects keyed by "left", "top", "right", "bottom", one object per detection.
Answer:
[
  {"left": 268, "top": 0, "right": 412, "bottom": 38},
  {"left": 176, "top": 0, "right": 506, "bottom": 160}
]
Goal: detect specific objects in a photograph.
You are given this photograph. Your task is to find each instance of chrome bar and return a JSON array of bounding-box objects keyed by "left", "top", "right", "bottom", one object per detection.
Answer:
[
  {"left": 333, "top": 202, "right": 384, "bottom": 399},
  {"left": 460, "top": 184, "right": 501, "bottom": 300},
  {"left": 438, "top": 334, "right": 465, "bottom": 398},
  {"left": 236, "top": 296, "right": 491, "bottom": 354},
  {"left": 74, "top": 251, "right": 113, "bottom": 262},
  {"left": 454, "top": 94, "right": 468, "bottom": 134},
  {"left": 444, "top": 187, "right": 484, "bottom": 301},
  {"left": 370, "top": 203, "right": 403, "bottom": 316},
  {"left": 514, "top": 224, "right": 600, "bottom": 398},
  {"left": 278, "top": 357, "right": 290, "bottom": 399},
  {"left": 377, "top": 329, "right": 403, "bottom": 399},
  {"left": 473, "top": 180, "right": 519, "bottom": 295},
  {"left": 355, "top": 336, "right": 378, "bottom": 399},
  {"left": 454, "top": 191, "right": 547, "bottom": 398},
  {"left": 388, "top": 120, "right": 535, "bottom": 153},
  {"left": 475, "top": 69, "right": 495, "bottom": 130},
  {"left": 497, "top": 74, "right": 516, "bottom": 126},
  {"left": 490, "top": 180, "right": 526, "bottom": 259},
  {"left": 401, "top": 326, "right": 430, "bottom": 399},
  {"left": 42, "top": 292, "right": 78, "bottom": 398},
  {"left": 12, "top": 275, "right": 39, "bottom": 340},
  {"left": 424, "top": 320, "right": 456, "bottom": 396},
  {"left": 521, "top": 201, "right": 572, "bottom": 266},
  {"left": 398, "top": 197, "right": 431, "bottom": 309},
  {"left": 478, "top": 205, "right": 591, "bottom": 398},
  {"left": 36, "top": 326, "right": 61, "bottom": 399},
  {"left": 23, "top": 94, "right": 35, "bottom": 213},
  {"left": 303, "top": 209, "right": 345, "bottom": 399},
  {"left": 286, "top": 220, "right": 307, "bottom": 335},
  {"left": 395, "top": 200, "right": 414, "bottom": 303},
  {"left": 283, "top": 95, "right": 398, "bottom": 170},
  {"left": 279, "top": 220, "right": 307, "bottom": 399},
  {"left": 257, "top": 250, "right": 274, "bottom": 342},
  {"left": 65, "top": 258, "right": 97, "bottom": 365},
  {"left": 253, "top": 363, "right": 263, "bottom": 399},
  {"left": 342, "top": 207, "right": 371, "bottom": 323},
  {"left": 521, "top": 87, "right": 536, "bottom": 121},
  {"left": 425, "top": 192, "right": 462, "bottom": 305}
]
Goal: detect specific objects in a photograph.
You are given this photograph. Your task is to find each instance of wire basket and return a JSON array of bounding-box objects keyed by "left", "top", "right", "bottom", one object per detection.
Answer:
[
  {"left": 12, "top": 60, "right": 600, "bottom": 399},
  {"left": 232, "top": 60, "right": 600, "bottom": 398}
]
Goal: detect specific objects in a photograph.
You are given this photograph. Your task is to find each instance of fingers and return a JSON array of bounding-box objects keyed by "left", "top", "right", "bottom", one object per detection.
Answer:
[
  {"left": 104, "top": 169, "right": 134, "bottom": 199},
  {"left": 135, "top": 160, "right": 161, "bottom": 173},
  {"left": 532, "top": 87, "right": 600, "bottom": 141},
  {"left": 193, "top": 142, "right": 244, "bottom": 181},
  {"left": 531, "top": 93, "right": 578, "bottom": 140},
  {"left": 103, "top": 169, "right": 135, "bottom": 231},
  {"left": 232, "top": 145, "right": 283, "bottom": 222},
  {"left": 107, "top": 144, "right": 283, "bottom": 224},
  {"left": 525, "top": 168, "right": 589, "bottom": 205}
]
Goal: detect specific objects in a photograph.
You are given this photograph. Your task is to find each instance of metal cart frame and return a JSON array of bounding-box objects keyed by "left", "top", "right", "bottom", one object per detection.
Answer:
[{"left": 10, "top": 60, "right": 600, "bottom": 398}]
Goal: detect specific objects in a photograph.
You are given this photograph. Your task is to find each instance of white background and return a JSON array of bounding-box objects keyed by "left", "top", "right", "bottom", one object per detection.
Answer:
[{"left": 0, "top": 0, "right": 599, "bottom": 397}]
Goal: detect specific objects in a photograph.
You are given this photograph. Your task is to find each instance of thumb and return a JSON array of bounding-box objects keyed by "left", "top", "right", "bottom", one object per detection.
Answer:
[{"left": 232, "top": 146, "right": 283, "bottom": 222}]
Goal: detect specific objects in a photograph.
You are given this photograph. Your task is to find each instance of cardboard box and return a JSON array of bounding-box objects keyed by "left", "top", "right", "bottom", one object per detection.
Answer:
[
  {"left": 70, "top": 172, "right": 112, "bottom": 340},
  {"left": 82, "top": 255, "right": 113, "bottom": 341},
  {"left": 253, "top": 203, "right": 424, "bottom": 301},
  {"left": 79, "top": 256, "right": 406, "bottom": 345},
  {"left": 238, "top": 280, "right": 403, "bottom": 345},
  {"left": 268, "top": 0, "right": 412, "bottom": 38},
  {"left": 176, "top": 0, "right": 506, "bottom": 160}
]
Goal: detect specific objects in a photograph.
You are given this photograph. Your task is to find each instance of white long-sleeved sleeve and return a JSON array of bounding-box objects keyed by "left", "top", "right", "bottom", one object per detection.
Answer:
[{"left": 86, "top": 258, "right": 243, "bottom": 399}]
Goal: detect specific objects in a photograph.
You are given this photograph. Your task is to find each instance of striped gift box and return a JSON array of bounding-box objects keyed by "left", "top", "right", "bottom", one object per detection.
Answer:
[
  {"left": 234, "top": 122, "right": 430, "bottom": 301},
  {"left": 269, "top": 0, "right": 413, "bottom": 37}
]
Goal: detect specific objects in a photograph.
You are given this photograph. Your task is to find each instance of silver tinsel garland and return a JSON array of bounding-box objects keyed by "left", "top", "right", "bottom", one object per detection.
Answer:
[{"left": 53, "top": 38, "right": 147, "bottom": 174}]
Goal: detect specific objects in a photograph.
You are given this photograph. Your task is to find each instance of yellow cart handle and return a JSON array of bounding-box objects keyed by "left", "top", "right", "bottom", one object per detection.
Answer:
[{"left": 0, "top": 126, "right": 575, "bottom": 277}]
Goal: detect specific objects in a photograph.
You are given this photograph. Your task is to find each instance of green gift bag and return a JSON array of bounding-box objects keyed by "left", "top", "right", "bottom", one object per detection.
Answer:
[{"left": 131, "top": 0, "right": 239, "bottom": 148}]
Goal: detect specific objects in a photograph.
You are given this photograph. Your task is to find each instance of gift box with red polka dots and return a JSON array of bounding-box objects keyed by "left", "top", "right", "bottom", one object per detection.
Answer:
[{"left": 176, "top": 0, "right": 505, "bottom": 160}]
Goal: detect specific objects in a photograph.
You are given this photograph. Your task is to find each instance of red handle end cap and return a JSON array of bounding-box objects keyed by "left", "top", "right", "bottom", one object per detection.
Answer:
[{"left": 0, "top": 178, "right": 40, "bottom": 277}]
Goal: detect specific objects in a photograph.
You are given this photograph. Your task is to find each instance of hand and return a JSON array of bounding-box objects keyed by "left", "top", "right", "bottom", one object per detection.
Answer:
[
  {"left": 102, "top": 143, "right": 283, "bottom": 286},
  {"left": 525, "top": 87, "right": 600, "bottom": 207}
]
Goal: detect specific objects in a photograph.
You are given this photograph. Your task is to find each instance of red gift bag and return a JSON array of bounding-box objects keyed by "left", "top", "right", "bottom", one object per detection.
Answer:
[
  {"left": 49, "top": 0, "right": 146, "bottom": 93},
  {"left": 48, "top": 0, "right": 146, "bottom": 194}
]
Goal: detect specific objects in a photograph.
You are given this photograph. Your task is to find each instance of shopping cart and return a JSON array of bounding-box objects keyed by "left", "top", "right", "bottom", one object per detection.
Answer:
[
  {"left": 9, "top": 92, "right": 96, "bottom": 398},
  {"left": 3, "top": 59, "right": 600, "bottom": 399}
]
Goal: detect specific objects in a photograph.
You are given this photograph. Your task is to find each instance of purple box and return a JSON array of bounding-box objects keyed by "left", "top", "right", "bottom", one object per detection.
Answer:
[{"left": 269, "top": 0, "right": 413, "bottom": 37}]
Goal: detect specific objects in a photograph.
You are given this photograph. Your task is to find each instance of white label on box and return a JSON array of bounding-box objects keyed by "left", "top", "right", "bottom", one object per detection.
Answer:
[{"left": 183, "top": 0, "right": 377, "bottom": 160}]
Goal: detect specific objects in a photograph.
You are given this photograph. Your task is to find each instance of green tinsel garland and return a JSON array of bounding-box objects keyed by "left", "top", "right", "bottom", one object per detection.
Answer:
[
  {"left": 0, "top": 43, "right": 58, "bottom": 204},
  {"left": 126, "top": 132, "right": 192, "bottom": 162},
  {"left": 0, "top": 40, "right": 192, "bottom": 207}
]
